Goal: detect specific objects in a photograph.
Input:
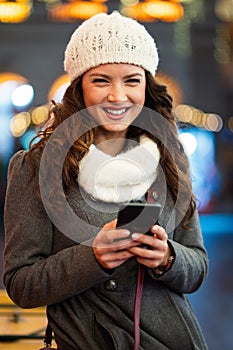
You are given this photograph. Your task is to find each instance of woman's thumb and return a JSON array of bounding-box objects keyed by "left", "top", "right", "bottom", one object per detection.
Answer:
[{"left": 103, "top": 219, "right": 117, "bottom": 230}]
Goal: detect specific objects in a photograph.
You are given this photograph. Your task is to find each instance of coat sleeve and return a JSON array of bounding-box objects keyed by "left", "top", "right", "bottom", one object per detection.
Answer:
[
  {"left": 3, "top": 151, "right": 113, "bottom": 308},
  {"left": 149, "top": 208, "right": 209, "bottom": 294}
]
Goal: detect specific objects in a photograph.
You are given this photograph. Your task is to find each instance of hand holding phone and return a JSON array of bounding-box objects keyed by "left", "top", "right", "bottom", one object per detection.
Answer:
[{"left": 116, "top": 202, "right": 161, "bottom": 235}]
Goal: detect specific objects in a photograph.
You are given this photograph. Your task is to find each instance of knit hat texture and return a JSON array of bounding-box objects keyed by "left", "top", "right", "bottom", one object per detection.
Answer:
[{"left": 64, "top": 11, "right": 159, "bottom": 82}]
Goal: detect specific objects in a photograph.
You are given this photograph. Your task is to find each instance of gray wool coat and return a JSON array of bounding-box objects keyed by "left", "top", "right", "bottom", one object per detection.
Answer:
[{"left": 3, "top": 150, "right": 209, "bottom": 350}]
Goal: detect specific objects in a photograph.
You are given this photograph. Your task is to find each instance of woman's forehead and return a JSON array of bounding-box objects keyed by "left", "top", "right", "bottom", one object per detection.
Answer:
[{"left": 84, "top": 63, "right": 145, "bottom": 77}]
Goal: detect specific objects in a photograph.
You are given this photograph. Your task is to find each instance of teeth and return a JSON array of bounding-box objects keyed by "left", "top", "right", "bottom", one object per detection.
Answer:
[{"left": 105, "top": 108, "right": 127, "bottom": 115}]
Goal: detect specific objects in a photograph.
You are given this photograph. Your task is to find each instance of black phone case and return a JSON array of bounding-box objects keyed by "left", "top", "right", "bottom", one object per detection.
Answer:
[{"left": 117, "top": 202, "right": 161, "bottom": 234}]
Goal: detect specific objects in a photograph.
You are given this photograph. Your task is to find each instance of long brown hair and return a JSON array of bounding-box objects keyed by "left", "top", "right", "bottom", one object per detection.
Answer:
[{"left": 28, "top": 70, "right": 196, "bottom": 227}]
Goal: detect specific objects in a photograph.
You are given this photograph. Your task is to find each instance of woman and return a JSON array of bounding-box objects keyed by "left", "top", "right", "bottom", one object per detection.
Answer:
[{"left": 3, "top": 12, "right": 208, "bottom": 350}]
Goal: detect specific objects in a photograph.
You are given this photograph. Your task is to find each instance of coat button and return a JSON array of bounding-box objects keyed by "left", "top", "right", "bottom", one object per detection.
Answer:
[{"left": 105, "top": 279, "right": 117, "bottom": 291}]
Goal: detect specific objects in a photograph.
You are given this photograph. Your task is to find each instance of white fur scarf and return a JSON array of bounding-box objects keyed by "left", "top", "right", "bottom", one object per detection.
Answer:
[{"left": 78, "top": 135, "right": 160, "bottom": 203}]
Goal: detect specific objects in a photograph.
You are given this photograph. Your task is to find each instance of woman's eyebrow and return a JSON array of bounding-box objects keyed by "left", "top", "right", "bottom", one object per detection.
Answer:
[
  {"left": 89, "top": 73, "right": 110, "bottom": 78},
  {"left": 124, "top": 73, "right": 144, "bottom": 79},
  {"left": 89, "top": 73, "right": 144, "bottom": 78}
]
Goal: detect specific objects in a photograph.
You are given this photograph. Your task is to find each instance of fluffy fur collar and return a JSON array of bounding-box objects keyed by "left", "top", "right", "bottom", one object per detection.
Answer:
[{"left": 78, "top": 135, "right": 160, "bottom": 203}]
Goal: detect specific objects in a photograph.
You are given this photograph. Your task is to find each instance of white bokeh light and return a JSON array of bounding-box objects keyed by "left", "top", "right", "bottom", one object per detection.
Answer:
[
  {"left": 11, "top": 83, "right": 34, "bottom": 107},
  {"left": 179, "top": 132, "right": 198, "bottom": 156}
]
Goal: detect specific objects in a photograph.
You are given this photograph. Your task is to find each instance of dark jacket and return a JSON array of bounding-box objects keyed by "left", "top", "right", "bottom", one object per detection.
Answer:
[{"left": 3, "top": 150, "right": 208, "bottom": 350}]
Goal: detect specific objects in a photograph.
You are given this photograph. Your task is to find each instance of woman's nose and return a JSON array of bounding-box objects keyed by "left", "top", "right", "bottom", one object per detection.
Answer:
[{"left": 107, "top": 84, "right": 127, "bottom": 102}]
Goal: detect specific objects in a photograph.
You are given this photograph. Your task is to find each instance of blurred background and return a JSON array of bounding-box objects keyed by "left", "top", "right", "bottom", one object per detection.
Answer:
[{"left": 0, "top": 0, "right": 232, "bottom": 349}]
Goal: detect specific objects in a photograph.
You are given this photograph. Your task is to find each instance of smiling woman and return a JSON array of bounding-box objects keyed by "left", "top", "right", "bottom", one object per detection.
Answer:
[
  {"left": 3, "top": 11, "right": 208, "bottom": 350},
  {"left": 81, "top": 63, "right": 146, "bottom": 149}
]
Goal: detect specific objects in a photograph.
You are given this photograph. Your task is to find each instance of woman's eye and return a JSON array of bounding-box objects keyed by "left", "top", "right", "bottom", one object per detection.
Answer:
[
  {"left": 93, "top": 78, "right": 109, "bottom": 84},
  {"left": 126, "top": 79, "right": 141, "bottom": 85}
]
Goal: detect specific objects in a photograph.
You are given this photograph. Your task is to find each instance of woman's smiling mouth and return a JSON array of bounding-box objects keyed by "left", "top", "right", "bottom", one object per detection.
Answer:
[{"left": 102, "top": 106, "right": 131, "bottom": 120}]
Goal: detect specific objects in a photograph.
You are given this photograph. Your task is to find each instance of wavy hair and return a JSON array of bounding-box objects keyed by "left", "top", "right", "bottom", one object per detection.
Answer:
[{"left": 28, "top": 70, "right": 196, "bottom": 227}]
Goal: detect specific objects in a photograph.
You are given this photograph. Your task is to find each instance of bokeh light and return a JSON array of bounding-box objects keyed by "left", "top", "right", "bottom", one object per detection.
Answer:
[
  {"left": 178, "top": 127, "right": 219, "bottom": 211},
  {"left": 31, "top": 105, "right": 49, "bottom": 125},
  {"left": 179, "top": 132, "right": 198, "bottom": 155},
  {"left": 10, "top": 112, "right": 31, "bottom": 137},
  {"left": 156, "top": 72, "right": 183, "bottom": 107},
  {"left": 48, "top": 74, "right": 70, "bottom": 102},
  {"left": 11, "top": 83, "right": 34, "bottom": 108},
  {"left": 0, "top": 2, "right": 31, "bottom": 23},
  {"left": 174, "top": 104, "right": 224, "bottom": 132}
]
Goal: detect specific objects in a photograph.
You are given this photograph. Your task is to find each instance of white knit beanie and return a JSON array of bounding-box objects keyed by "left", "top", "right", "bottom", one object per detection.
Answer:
[{"left": 64, "top": 11, "right": 159, "bottom": 82}]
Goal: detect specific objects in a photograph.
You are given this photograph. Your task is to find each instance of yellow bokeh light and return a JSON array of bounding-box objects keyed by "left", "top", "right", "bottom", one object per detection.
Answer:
[
  {"left": 156, "top": 72, "right": 183, "bottom": 107},
  {"left": 31, "top": 105, "right": 49, "bottom": 125},
  {"left": 0, "top": 72, "right": 27, "bottom": 84},
  {"left": 49, "top": 1, "right": 107, "bottom": 21},
  {"left": 174, "top": 104, "right": 193, "bottom": 123},
  {"left": 68, "top": 1, "right": 107, "bottom": 20},
  {"left": 121, "top": 3, "right": 154, "bottom": 22},
  {"left": 48, "top": 74, "right": 70, "bottom": 101},
  {"left": 10, "top": 112, "right": 30, "bottom": 137},
  {"left": 206, "top": 113, "right": 223, "bottom": 132},
  {"left": 191, "top": 108, "right": 203, "bottom": 127},
  {"left": 121, "top": 0, "right": 139, "bottom": 6},
  {"left": 0, "top": 2, "right": 31, "bottom": 23},
  {"left": 174, "top": 105, "right": 223, "bottom": 132},
  {"left": 142, "top": 1, "right": 184, "bottom": 22}
]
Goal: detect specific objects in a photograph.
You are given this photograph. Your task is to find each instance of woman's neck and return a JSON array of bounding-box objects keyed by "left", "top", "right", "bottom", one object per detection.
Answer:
[{"left": 94, "top": 129, "right": 127, "bottom": 156}]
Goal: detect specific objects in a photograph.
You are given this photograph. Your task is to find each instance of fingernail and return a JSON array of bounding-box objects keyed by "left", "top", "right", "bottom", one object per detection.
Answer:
[
  {"left": 132, "top": 233, "right": 141, "bottom": 240},
  {"left": 122, "top": 230, "right": 130, "bottom": 236}
]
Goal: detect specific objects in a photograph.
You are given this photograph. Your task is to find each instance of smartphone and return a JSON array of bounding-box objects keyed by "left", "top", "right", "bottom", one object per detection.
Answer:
[{"left": 116, "top": 202, "right": 161, "bottom": 235}]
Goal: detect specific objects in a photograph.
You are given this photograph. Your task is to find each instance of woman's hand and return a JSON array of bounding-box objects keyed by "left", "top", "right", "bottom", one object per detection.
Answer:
[
  {"left": 127, "top": 225, "right": 171, "bottom": 269},
  {"left": 92, "top": 219, "right": 141, "bottom": 270}
]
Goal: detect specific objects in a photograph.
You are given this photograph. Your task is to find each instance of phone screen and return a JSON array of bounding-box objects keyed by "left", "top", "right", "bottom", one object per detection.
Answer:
[{"left": 116, "top": 202, "right": 161, "bottom": 235}]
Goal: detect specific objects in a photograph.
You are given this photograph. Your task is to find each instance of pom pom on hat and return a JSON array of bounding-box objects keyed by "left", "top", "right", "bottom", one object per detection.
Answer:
[{"left": 64, "top": 11, "right": 159, "bottom": 82}]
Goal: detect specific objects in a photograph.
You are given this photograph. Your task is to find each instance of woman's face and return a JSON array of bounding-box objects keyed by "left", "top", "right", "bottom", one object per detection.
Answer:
[{"left": 81, "top": 63, "right": 146, "bottom": 139}]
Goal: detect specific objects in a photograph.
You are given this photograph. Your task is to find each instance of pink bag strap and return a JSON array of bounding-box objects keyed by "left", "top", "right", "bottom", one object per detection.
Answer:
[
  {"left": 134, "top": 263, "right": 145, "bottom": 350},
  {"left": 134, "top": 186, "right": 158, "bottom": 349}
]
